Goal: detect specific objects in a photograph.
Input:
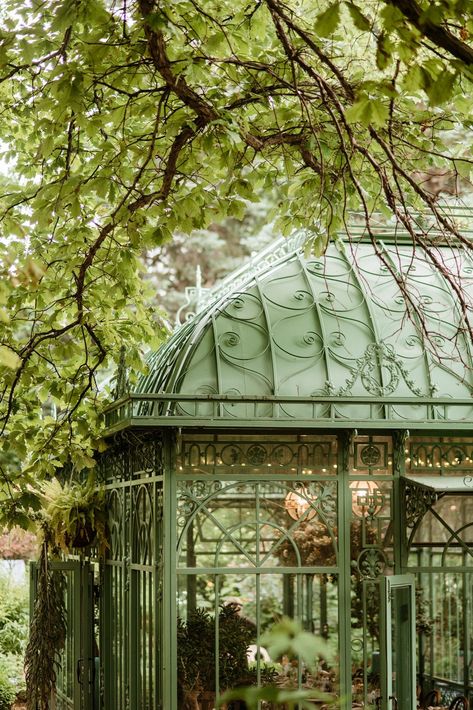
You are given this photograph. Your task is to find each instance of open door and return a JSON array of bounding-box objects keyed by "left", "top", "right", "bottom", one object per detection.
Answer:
[{"left": 380, "top": 575, "right": 416, "bottom": 710}]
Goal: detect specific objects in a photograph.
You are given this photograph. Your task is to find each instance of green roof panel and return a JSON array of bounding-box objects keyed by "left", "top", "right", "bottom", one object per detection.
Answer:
[{"left": 129, "top": 235, "right": 473, "bottom": 428}]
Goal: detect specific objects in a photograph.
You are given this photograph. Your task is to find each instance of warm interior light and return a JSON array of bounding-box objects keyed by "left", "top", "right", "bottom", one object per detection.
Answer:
[
  {"left": 350, "top": 480, "right": 383, "bottom": 517},
  {"left": 284, "top": 488, "right": 316, "bottom": 520}
]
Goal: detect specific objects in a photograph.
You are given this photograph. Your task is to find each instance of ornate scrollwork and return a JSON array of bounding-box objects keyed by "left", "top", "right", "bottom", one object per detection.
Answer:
[
  {"left": 356, "top": 548, "right": 388, "bottom": 579},
  {"left": 392, "top": 430, "right": 409, "bottom": 476},
  {"left": 176, "top": 480, "right": 223, "bottom": 527},
  {"left": 247, "top": 444, "right": 267, "bottom": 465},
  {"left": 360, "top": 445, "right": 381, "bottom": 466},
  {"left": 305, "top": 481, "right": 337, "bottom": 523},
  {"left": 404, "top": 482, "right": 437, "bottom": 528},
  {"left": 182, "top": 436, "right": 337, "bottom": 473},
  {"left": 339, "top": 342, "right": 424, "bottom": 398}
]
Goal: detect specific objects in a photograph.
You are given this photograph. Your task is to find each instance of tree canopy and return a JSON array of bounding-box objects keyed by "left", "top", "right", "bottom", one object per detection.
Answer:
[{"left": 0, "top": 0, "right": 472, "bottom": 525}]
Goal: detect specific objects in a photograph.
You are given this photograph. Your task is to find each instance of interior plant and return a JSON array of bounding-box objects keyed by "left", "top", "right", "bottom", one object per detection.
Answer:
[
  {"left": 219, "top": 617, "right": 335, "bottom": 710},
  {"left": 177, "top": 603, "right": 264, "bottom": 709},
  {"left": 38, "top": 474, "right": 109, "bottom": 556}
]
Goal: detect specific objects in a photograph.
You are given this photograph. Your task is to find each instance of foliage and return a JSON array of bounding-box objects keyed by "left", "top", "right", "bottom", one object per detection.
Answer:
[
  {"left": 0, "top": 653, "right": 26, "bottom": 707},
  {"left": 0, "top": 659, "right": 15, "bottom": 710},
  {"left": 146, "top": 201, "right": 276, "bottom": 322},
  {"left": 416, "top": 585, "right": 437, "bottom": 637},
  {"left": 219, "top": 617, "right": 335, "bottom": 709},
  {"left": 276, "top": 520, "right": 336, "bottom": 567},
  {"left": 177, "top": 603, "right": 257, "bottom": 703},
  {"left": 0, "top": 574, "right": 29, "bottom": 657},
  {"left": 24, "top": 543, "right": 67, "bottom": 710},
  {"left": 38, "top": 475, "right": 108, "bottom": 556},
  {"left": 0, "top": 569, "right": 28, "bottom": 706},
  {"left": 0, "top": 0, "right": 472, "bottom": 519},
  {"left": 275, "top": 519, "right": 371, "bottom": 567},
  {"left": 0, "top": 527, "right": 38, "bottom": 560}
]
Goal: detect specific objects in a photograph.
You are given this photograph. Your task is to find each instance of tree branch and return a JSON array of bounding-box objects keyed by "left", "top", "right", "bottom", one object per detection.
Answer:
[{"left": 386, "top": 0, "right": 473, "bottom": 66}]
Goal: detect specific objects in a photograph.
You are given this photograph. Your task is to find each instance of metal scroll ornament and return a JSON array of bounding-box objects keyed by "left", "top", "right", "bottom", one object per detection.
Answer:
[{"left": 404, "top": 482, "right": 437, "bottom": 528}]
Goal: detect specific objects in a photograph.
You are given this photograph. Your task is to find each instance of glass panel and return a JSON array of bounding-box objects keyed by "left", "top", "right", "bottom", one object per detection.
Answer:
[
  {"left": 417, "top": 572, "right": 471, "bottom": 696},
  {"left": 349, "top": 473, "right": 393, "bottom": 708},
  {"left": 391, "top": 585, "right": 415, "bottom": 709},
  {"left": 178, "top": 433, "right": 338, "bottom": 476},
  {"left": 350, "top": 435, "right": 393, "bottom": 476},
  {"left": 56, "top": 568, "right": 75, "bottom": 709},
  {"left": 176, "top": 479, "right": 338, "bottom": 571},
  {"left": 406, "top": 437, "right": 473, "bottom": 476},
  {"left": 382, "top": 576, "right": 416, "bottom": 710},
  {"left": 351, "top": 579, "right": 381, "bottom": 708},
  {"left": 176, "top": 572, "right": 339, "bottom": 710}
]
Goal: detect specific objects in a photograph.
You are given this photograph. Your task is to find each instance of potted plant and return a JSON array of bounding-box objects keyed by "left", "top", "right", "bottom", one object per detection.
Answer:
[
  {"left": 39, "top": 475, "right": 108, "bottom": 556},
  {"left": 177, "top": 603, "right": 259, "bottom": 709}
]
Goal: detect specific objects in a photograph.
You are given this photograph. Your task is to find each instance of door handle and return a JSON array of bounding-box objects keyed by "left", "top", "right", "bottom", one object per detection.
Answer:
[
  {"left": 77, "top": 658, "right": 83, "bottom": 684},
  {"left": 77, "top": 657, "right": 95, "bottom": 685}
]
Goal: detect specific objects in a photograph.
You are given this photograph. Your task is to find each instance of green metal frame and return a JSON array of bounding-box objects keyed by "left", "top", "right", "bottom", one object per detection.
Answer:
[
  {"left": 380, "top": 575, "right": 417, "bottom": 710},
  {"left": 98, "top": 432, "right": 164, "bottom": 709},
  {"left": 30, "top": 560, "right": 95, "bottom": 709},
  {"left": 98, "top": 430, "right": 399, "bottom": 709},
  {"left": 90, "top": 428, "right": 473, "bottom": 710}
]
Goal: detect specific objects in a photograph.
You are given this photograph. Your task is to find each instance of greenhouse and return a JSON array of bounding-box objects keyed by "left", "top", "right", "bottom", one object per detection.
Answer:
[{"left": 53, "top": 232, "right": 473, "bottom": 710}]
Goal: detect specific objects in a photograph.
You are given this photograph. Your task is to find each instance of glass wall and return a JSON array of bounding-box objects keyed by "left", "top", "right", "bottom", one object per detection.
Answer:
[
  {"left": 175, "top": 432, "right": 396, "bottom": 709},
  {"left": 406, "top": 435, "right": 473, "bottom": 706},
  {"left": 176, "top": 434, "right": 340, "bottom": 708}
]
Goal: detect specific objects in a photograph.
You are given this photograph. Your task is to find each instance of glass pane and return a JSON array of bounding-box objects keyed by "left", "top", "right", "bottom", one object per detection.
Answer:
[
  {"left": 351, "top": 579, "right": 381, "bottom": 708},
  {"left": 406, "top": 436, "right": 473, "bottom": 476},
  {"left": 176, "top": 479, "right": 338, "bottom": 570},
  {"left": 350, "top": 435, "right": 393, "bottom": 476},
  {"left": 391, "top": 585, "right": 414, "bottom": 709},
  {"left": 178, "top": 433, "right": 338, "bottom": 476},
  {"left": 176, "top": 572, "right": 339, "bottom": 709}
]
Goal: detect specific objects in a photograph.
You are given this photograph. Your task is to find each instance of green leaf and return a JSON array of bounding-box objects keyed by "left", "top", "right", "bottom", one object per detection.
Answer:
[
  {"left": 0, "top": 346, "right": 21, "bottom": 370},
  {"left": 314, "top": 2, "right": 341, "bottom": 37},
  {"left": 313, "top": 232, "right": 329, "bottom": 257},
  {"left": 345, "top": 95, "right": 389, "bottom": 127},
  {"left": 380, "top": 5, "right": 405, "bottom": 30},
  {"left": 425, "top": 70, "right": 456, "bottom": 105},
  {"left": 345, "top": 2, "right": 371, "bottom": 31},
  {"left": 376, "top": 33, "right": 391, "bottom": 70}
]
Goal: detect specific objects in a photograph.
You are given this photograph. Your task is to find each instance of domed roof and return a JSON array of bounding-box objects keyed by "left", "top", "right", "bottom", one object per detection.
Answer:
[{"left": 134, "top": 234, "right": 473, "bottom": 429}]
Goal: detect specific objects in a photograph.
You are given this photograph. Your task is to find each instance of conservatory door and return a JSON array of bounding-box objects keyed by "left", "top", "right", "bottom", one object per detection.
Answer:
[
  {"left": 381, "top": 575, "right": 416, "bottom": 710},
  {"left": 30, "top": 560, "right": 96, "bottom": 710}
]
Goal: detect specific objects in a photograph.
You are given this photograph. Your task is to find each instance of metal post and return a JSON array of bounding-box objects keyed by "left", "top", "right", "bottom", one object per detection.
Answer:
[
  {"left": 163, "top": 433, "right": 178, "bottom": 710},
  {"left": 338, "top": 431, "right": 352, "bottom": 708}
]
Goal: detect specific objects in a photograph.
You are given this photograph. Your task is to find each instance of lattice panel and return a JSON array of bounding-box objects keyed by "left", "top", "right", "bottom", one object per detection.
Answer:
[{"left": 178, "top": 433, "right": 338, "bottom": 475}]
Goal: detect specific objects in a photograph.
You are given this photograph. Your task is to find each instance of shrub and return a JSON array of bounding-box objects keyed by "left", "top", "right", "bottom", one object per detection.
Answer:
[
  {"left": 0, "top": 658, "right": 16, "bottom": 710},
  {"left": 0, "top": 575, "right": 29, "bottom": 656}
]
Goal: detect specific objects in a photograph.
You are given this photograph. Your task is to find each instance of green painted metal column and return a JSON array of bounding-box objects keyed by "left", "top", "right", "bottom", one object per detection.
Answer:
[
  {"left": 338, "top": 430, "right": 353, "bottom": 708},
  {"left": 163, "top": 431, "right": 178, "bottom": 710},
  {"left": 393, "top": 430, "right": 408, "bottom": 573}
]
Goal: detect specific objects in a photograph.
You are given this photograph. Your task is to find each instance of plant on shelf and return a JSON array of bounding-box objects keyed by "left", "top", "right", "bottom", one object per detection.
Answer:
[{"left": 38, "top": 475, "right": 109, "bottom": 556}]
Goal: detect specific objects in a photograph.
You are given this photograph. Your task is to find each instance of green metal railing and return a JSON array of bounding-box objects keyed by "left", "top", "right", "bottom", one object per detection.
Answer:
[{"left": 104, "top": 392, "right": 473, "bottom": 432}]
